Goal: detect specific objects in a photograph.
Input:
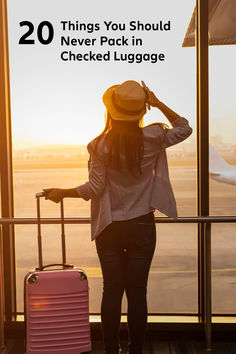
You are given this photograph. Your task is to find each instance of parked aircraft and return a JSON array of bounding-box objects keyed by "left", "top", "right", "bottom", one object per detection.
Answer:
[{"left": 209, "top": 144, "right": 236, "bottom": 185}]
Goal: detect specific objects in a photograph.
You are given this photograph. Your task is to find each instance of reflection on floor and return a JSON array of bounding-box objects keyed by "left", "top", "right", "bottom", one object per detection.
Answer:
[{"left": 3, "top": 338, "right": 236, "bottom": 354}]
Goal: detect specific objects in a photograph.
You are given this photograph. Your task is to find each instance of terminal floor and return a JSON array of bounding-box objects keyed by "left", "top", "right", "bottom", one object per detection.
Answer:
[{"left": 3, "top": 338, "right": 236, "bottom": 354}]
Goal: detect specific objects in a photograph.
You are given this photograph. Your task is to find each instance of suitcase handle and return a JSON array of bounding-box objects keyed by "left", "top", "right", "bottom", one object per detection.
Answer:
[
  {"left": 36, "top": 192, "right": 46, "bottom": 198},
  {"left": 36, "top": 263, "right": 74, "bottom": 271},
  {"left": 36, "top": 192, "right": 66, "bottom": 270}
]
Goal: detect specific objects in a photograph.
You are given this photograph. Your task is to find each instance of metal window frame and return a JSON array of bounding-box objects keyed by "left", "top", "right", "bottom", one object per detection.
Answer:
[
  {"left": 0, "top": 0, "right": 233, "bottom": 351},
  {"left": 0, "top": 0, "right": 17, "bottom": 327},
  {"left": 196, "top": 0, "right": 210, "bottom": 349}
]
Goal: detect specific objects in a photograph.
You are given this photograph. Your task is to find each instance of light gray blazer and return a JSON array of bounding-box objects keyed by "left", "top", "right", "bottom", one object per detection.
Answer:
[{"left": 76, "top": 117, "right": 193, "bottom": 240}]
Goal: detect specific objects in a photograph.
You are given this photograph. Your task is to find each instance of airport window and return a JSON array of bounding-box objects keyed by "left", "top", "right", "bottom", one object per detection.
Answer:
[
  {"left": 212, "top": 224, "right": 236, "bottom": 314},
  {"left": 6, "top": 0, "right": 198, "bottom": 314},
  {"left": 209, "top": 42, "right": 236, "bottom": 314}
]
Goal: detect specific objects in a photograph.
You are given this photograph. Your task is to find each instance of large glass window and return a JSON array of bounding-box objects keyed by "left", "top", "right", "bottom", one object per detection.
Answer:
[
  {"left": 209, "top": 44, "right": 236, "bottom": 314},
  {"left": 212, "top": 224, "right": 236, "bottom": 314},
  {"left": 209, "top": 46, "right": 236, "bottom": 217},
  {"left": 7, "top": 0, "right": 197, "bottom": 313}
]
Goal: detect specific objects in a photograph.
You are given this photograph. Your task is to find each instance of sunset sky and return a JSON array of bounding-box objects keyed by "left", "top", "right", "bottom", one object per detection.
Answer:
[{"left": 7, "top": 0, "right": 236, "bottom": 149}]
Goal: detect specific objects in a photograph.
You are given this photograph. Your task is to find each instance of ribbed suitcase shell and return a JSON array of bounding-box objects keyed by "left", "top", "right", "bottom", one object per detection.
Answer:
[
  {"left": 25, "top": 268, "right": 91, "bottom": 353},
  {"left": 24, "top": 193, "right": 91, "bottom": 353}
]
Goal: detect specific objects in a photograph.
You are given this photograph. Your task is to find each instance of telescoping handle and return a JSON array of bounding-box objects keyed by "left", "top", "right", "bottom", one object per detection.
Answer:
[{"left": 35, "top": 192, "right": 67, "bottom": 271}]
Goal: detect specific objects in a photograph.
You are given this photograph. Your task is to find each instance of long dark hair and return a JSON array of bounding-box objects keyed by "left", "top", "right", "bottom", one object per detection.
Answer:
[{"left": 94, "top": 110, "right": 169, "bottom": 177}]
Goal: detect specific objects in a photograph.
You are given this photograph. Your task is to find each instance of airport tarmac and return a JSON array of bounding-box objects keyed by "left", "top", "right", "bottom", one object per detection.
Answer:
[{"left": 13, "top": 166, "right": 236, "bottom": 314}]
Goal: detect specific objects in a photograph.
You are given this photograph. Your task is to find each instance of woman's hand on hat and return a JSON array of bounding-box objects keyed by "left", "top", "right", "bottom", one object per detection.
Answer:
[
  {"left": 141, "top": 81, "right": 151, "bottom": 110},
  {"left": 141, "top": 81, "right": 161, "bottom": 109},
  {"left": 43, "top": 188, "right": 64, "bottom": 203}
]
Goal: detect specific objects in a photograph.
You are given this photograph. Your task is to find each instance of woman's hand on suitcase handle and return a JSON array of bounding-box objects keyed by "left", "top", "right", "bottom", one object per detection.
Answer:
[{"left": 43, "top": 188, "right": 64, "bottom": 203}]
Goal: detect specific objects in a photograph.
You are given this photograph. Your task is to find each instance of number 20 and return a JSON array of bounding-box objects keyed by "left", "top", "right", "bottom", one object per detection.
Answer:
[{"left": 19, "top": 21, "right": 54, "bottom": 45}]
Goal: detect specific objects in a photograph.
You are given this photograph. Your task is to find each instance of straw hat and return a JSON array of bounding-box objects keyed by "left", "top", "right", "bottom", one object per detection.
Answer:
[{"left": 102, "top": 80, "right": 147, "bottom": 121}]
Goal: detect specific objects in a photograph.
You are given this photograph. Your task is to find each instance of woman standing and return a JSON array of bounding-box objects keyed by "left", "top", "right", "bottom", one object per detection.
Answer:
[{"left": 43, "top": 80, "right": 193, "bottom": 354}]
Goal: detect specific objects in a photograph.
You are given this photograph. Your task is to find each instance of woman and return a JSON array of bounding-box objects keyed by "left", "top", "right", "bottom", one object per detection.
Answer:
[{"left": 43, "top": 80, "right": 193, "bottom": 354}]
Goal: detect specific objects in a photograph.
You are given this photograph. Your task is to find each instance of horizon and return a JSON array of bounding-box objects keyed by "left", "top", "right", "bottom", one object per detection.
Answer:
[{"left": 12, "top": 133, "right": 233, "bottom": 152}]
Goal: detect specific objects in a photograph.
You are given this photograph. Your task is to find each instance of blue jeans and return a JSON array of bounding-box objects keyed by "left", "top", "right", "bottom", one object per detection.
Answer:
[{"left": 95, "top": 212, "right": 156, "bottom": 354}]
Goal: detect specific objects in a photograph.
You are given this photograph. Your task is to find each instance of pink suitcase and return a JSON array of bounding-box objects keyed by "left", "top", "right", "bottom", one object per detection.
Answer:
[{"left": 24, "top": 192, "right": 91, "bottom": 353}]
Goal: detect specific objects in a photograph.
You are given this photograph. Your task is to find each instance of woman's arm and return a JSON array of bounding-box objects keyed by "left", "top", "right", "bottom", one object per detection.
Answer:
[
  {"left": 153, "top": 100, "right": 181, "bottom": 124},
  {"left": 142, "top": 82, "right": 193, "bottom": 148},
  {"left": 43, "top": 187, "right": 79, "bottom": 203},
  {"left": 75, "top": 152, "right": 106, "bottom": 201},
  {"left": 142, "top": 82, "right": 181, "bottom": 123},
  {"left": 43, "top": 143, "right": 106, "bottom": 203},
  {"left": 160, "top": 116, "right": 193, "bottom": 149}
]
